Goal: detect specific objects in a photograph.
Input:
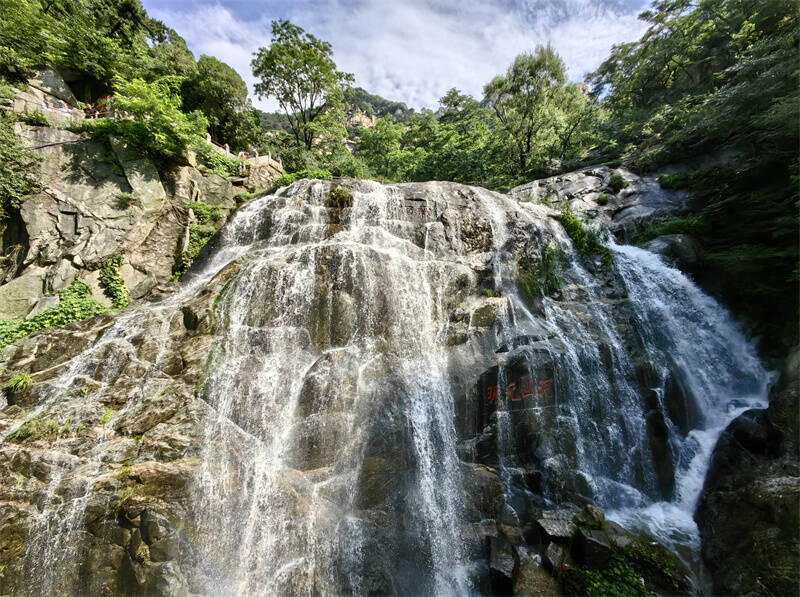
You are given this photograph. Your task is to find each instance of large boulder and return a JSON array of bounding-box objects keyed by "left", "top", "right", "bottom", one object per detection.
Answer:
[{"left": 695, "top": 347, "right": 800, "bottom": 595}]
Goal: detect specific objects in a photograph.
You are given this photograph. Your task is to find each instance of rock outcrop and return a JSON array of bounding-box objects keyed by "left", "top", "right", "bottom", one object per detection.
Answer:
[
  {"left": 0, "top": 175, "right": 749, "bottom": 595},
  {"left": 508, "top": 165, "right": 690, "bottom": 239},
  {"left": 0, "top": 124, "right": 238, "bottom": 317},
  {"left": 695, "top": 348, "right": 800, "bottom": 595}
]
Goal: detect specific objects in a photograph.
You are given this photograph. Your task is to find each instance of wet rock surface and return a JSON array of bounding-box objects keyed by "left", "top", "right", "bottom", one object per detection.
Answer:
[
  {"left": 0, "top": 176, "right": 771, "bottom": 595},
  {"left": 695, "top": 348, "right": 800, "bottom": 596}
]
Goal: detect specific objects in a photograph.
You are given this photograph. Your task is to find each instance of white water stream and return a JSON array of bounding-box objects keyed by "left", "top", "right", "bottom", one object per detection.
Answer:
[{"left": 9, "top": 180, "right": 771, "bottom": 595}]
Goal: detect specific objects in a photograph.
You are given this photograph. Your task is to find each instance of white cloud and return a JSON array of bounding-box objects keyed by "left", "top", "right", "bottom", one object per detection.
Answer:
[{"left": 146, "top": 0, "right": 649, "bottom": 112}]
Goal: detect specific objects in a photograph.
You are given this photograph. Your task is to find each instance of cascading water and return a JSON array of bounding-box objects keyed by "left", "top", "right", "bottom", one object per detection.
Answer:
[
  {"left": 602, "top": 242, "right": 770, "bottom": 553},
  {"left": 8, "top": 178, "right": 771, "bottom": 595},
  {"left": 186, "top": 181, "right": 471, "bottom": 595}
]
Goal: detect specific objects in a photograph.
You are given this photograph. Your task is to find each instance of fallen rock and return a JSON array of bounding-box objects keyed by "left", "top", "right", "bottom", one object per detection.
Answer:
[{"left": 514, "top": 552, "right": 561, "bottom": 596}]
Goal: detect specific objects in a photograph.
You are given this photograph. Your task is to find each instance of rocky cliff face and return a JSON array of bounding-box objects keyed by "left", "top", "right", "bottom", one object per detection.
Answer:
[
  {"left": 0, "top": 170, "right": 780, "bottom": 595},
  {"left": 695, "top": 349, "right": 800, "bottom": 595},
  {"left": 0, "top": 123, "right": 238, "bottom": 318}
]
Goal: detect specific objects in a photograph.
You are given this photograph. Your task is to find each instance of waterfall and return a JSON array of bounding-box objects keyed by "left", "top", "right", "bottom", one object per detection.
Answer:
[
  {"left": 8, "top": 179, "right": 771, "bottom": 595},
  {"left": 602, "top": 242, "right": 770, "bottom": 552}
]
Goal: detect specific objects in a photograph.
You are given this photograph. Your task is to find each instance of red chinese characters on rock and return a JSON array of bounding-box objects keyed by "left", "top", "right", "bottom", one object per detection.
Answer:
[{"left": 485, "top": 377, "right": 554, "bottom": 405}]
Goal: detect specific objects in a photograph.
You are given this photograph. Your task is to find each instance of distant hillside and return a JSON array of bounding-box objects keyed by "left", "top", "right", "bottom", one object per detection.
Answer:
[
  {"left": 254, "top": 109, "right": 292, "bottom": 133},
  {"left": 344, "top": 87, "right": 415, "bottom": 123}
]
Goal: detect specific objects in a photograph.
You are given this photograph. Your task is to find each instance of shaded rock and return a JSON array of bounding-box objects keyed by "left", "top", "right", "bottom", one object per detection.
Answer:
[
  {"left": 571, "top": 528, "right": 611, "bottom": 570},
  {"left": 543, "top": 542, "right": 566, "bottom": 571},
  {"left": 535, "top": 508, "right": 578, "bottom": 543},
  {"left": 572, "top": 504, "right": 604, "bottom": 530},
  {"left": 487, "top": 534, "right": 519, "bottom": 595},
  {"left": 695, "top": 347, "right": 800, "bottom": 596},
  {"left": 642, "top": 234, "right": 702, "bottom": 267},
  {"left": 514, "top": 553, "right": 561, "bottom": 596}
]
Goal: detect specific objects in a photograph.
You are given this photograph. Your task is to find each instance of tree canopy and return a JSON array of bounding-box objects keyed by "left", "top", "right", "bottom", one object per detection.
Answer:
[{"left": 252, "top": 19, "right": 354, "bottom": 150}]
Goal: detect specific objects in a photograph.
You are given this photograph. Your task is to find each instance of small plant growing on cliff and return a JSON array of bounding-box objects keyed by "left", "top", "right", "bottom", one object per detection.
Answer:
[
  {"left": 272, "top": 169, "right": 332, "bottom": 189},
  {"left": 0, "top": 280, "right": 109, "bottom": 348},
  {"left": 560, "top": 206, "right": 611, "bottom": 264},
  {"left": 234, "top": 191, "right": 252, "bottom": 204},
  {"left": 4, "top": 370, "right": 32, "bottom": 395},
  {"left": 597, "top": 193, "right": 610, "bottom": 205},
  {"left": 100, "top": 408, "right": 113, "bottom": 425},
  {"left": 189, "top": 201, "right": 222, "bottom": 224},
  {"left": 7, "top": 415, "right": 60, "bottom": 443},
  {"left": 0, "top": 114, "right": 41, "bottom": 221},
  {"left": 657, "top": 172, "right": 691, "bottom": 190},
  {"left": 190, "top": 141, "right": 240, "bottom": 178},
  {"left": 114, "top": 192, "right": 140, "bottom": 209},
  {"left": 608, "top": 173, "right": 628, "bottom": 194},
  {"left": 518, "top": 244, "right": 565, "bottom": 301},
  {"left": 579, "top": 554, "right": 650, "bottom": 596},
  {"left": 327, "top": 187, "right": 352, "bottom": 209},
  {"left": 98, "top": 256, "right": 129, "bottom": 309},
  {"left": 20, "top": 111, "right": 49, "bottom": 126}
]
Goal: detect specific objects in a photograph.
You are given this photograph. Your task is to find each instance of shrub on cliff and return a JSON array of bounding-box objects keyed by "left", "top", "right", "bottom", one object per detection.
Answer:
[
  {"left": 84, "top": 76, "right": 208, "bottom": 160},
  {"left": 0, "top": 114, "right": 40, "bottom": 221},
  {"left": 0, "top": 280, "right": 109, "bottom": 349}
]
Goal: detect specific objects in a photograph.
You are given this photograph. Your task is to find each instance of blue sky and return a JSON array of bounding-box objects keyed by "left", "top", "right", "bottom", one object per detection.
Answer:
[{"left": 141, "top": 0, "right": 651, "bottom": 112}]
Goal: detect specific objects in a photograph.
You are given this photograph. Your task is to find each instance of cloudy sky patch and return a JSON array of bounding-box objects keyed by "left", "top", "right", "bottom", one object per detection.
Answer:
[{"left": 142, "top": 0, "right": 650, "bottom": 112}]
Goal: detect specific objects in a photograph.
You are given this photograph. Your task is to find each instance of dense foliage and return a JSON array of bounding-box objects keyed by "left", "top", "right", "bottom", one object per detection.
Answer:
[
  {"left": 0, "top": 0, "right": 261, "bottom": 151},
  {"left": 182, "top": 56, "right": 262, "bottom": 150},
  {"left": 0, "top": 113, "right": 40, "bottom": 220},
  {"left": 83, "top": 76, "right": 208, "bottom": 160},
  {"left": 98, "top": 256, "right": 129, "bottom": 309},
  {"left": 588, "top": 0, "right": 798, "bottom": 352},
  {"left": 484, "top": 45, "right": 601, "bottom": 177},
  {"left": 252, "top": 20, "right": 354, "bottom": 151}
]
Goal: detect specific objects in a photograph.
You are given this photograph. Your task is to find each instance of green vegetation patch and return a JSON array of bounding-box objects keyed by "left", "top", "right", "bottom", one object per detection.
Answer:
[
  {"left": 0, "top": 114, "right": 40, "bottom": 221},
  {"left": 518, "top": 244, "right": 565, "bottom": 301},
  {"left": 7, "top": 415, "right": 60, "bottom": 444},
  {"left": 19, "top": 111, "right": 49, "bottom": 126},
  {"left": 560, "top": 206, "right": 611, "bottom": 263},
  {"left": 0, "top": 280, "right": 109, "bottom": 349},
  {"left": 98, "top": 256, "right": 129, "bottom": 309},
  {"left": 234, "top": 191, "right": 252, "bottom": 204},
  {"left": 192, "top": 141, "right": 240, "bottom": 178},
  {"left": 78, "top": 77, "right": 208, "bottom": 161},
  {"left": 327, "top": 187, "right": 353, "bottom": 209},
  {"left": 596, "top": 193, "right": 610, "bottom": 205},
  {"left": 3, "top": 370, "right": 32, "bottom": 395},
  {"left": 185, "top": 224, "right": 216, "bottom": 261},
  {"left": 189, "top": 201, "right": 222, "bottom": 224},
  {"left": 577, "top": 553, "right": 651, "bottom": 596},
  {"left": 657, "top": 172, "right": 692, "bottom": 190},
  {"left": 273, "top": 169, "right": 332, "bottom": 189},
  {"left": 633, "top": 215, "right": 709, "bottom": 245},
  {"left": 608, "top": 173, "right": 628, "bottom": 194}
]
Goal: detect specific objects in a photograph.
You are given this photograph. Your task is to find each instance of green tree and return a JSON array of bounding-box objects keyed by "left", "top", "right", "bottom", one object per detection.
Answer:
[
  {"left": 0, "top": 114, "right": 39, "bottom": 220},
  {"left": 92, "top": 76, "right": 208, "bottom": 159},
  {"left": 251, "top": 19, "right": 354, "bottom": 150},
  {"left": 484, "top": 45, "right": 577, "bottom": 176},
  {"left": 139, "top": 21, "right": 197, "bottom": 81},
  {"left": 182, "top": 55, "right": 261, "bottom": 150},
  {"left": 588, "top": 0, "right": 798, "bottom": 353},
  {"left": 358, "top": 116, "right": 404, "bottom": 178}
]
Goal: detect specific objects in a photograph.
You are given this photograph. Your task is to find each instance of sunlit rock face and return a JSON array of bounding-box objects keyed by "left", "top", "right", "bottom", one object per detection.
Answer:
[{"left": 0, "top": 178, "right": 767, "bottom": 595}]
